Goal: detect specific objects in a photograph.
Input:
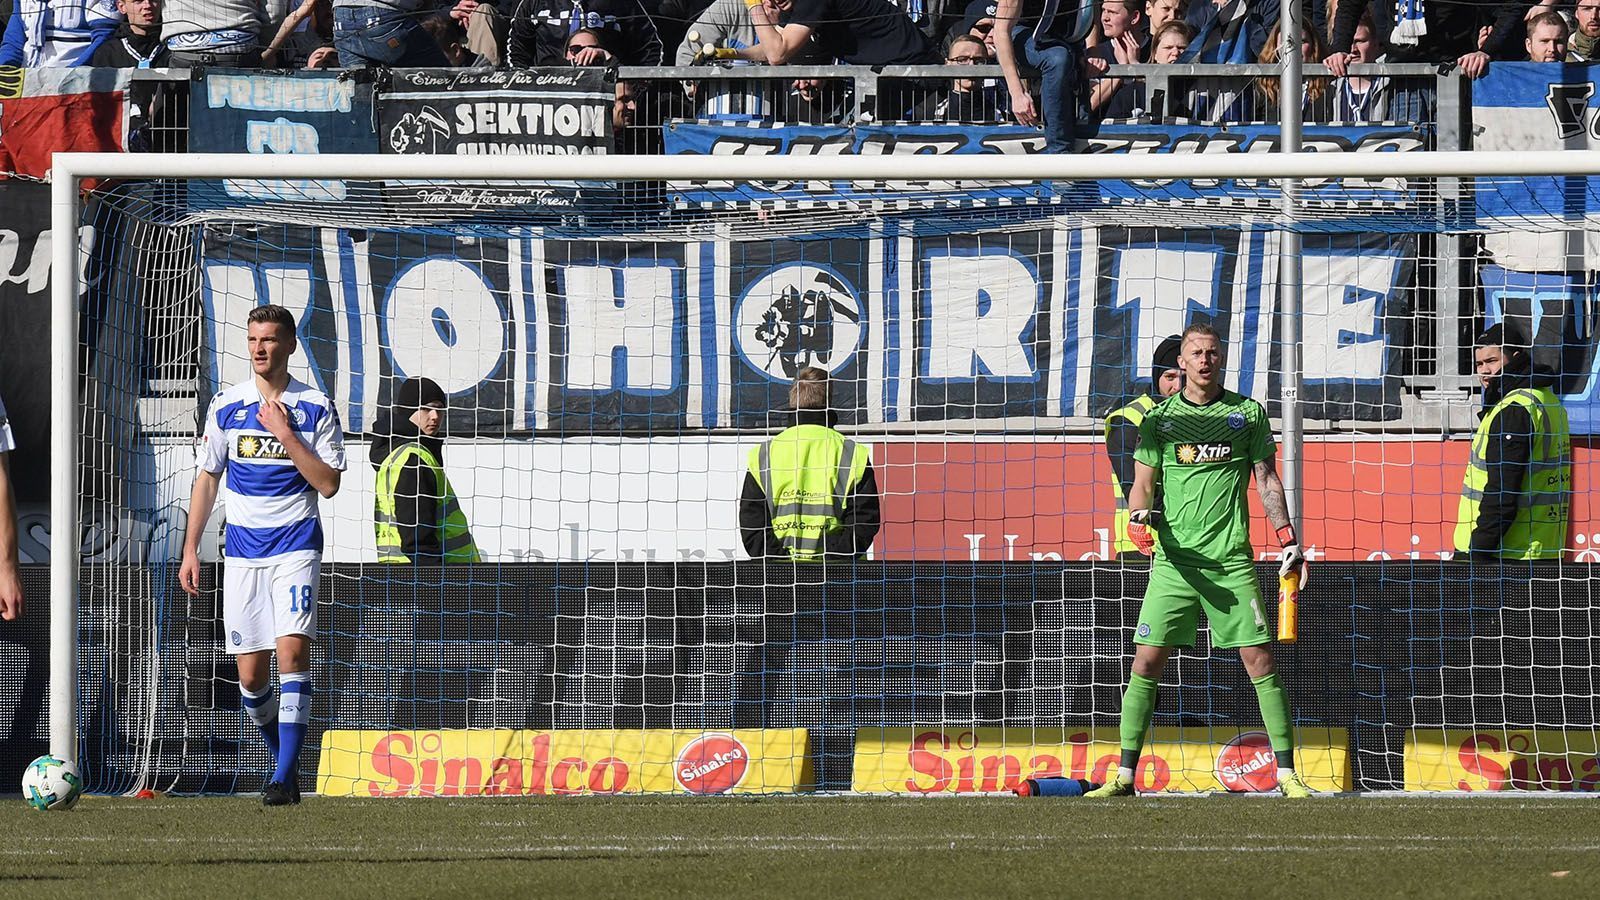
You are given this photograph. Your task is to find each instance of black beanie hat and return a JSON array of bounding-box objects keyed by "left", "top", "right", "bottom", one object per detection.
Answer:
[
  {"left": 1151, "top": 334, "right": 1183, "bottom": 385},
  {"left": 1477, "top": 321, "right": 1527, "bottom": 350},
  {"left": 396, "top": 377, "right": 447, "bottom": 412}
]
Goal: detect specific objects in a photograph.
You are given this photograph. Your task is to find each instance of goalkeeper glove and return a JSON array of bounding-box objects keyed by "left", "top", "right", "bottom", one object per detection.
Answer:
[
  {"left": 1277, "top": 525, "right": 1309, "bottom": 585},
  {"left": 1127, "top": 509, "right": 1155, "bottom": 556}
]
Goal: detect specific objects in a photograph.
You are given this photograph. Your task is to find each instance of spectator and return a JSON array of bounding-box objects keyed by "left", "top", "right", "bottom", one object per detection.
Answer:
[
  {"left": 0, "top": 0, "right": 120, "bottom": 66},
  {"left": 991, "top": 0, "right": 1095, "bottom": 153},
  {"left": 90, "top": 0, "right": 169, "bottom": 67},
  {"left": 674, "top": 0, "right": 760, "bottom": 63},
  {"left": 782, "top": 77, "right": 851, "bottom": 123},
  {"left": 1525, "top": 9, "right": 1567, "bottom": 61},
  {"left": 1256, "top": 21, "right": 1333, "bottom": 121},
  {"left": 450, "top": 0, "right": 507, "bottom": 65},
  {"left": 747, "top": 0, "right": 937, "bottom": 66},
  {"left": 420, "top": 11, "right": 471, "bottom": 63},
  {"left": 909, "top": 33, "right": 1008, "bottom": 121},
  {"left": 1573, "top": 0, "right": 1600, "bottom": 61},
  {"left": 656, "top": 0, "right": 715, "bottom": 53},
  {"left": 1329, "top": 11, "right": 1387, "bottom": 122},
  {"left": 1150, "top": 16, "right": 1192, "bottom": 61},
  {"left": 893, "top": 0, "right": 955, "bottom": 43},
  {"left": 262, "top": 0, "right": 330, "bottom": 68},
  {"left": 748, "top": 0, "right": 938, "bottom": 120},
  {"left": 1146, "top": 0, "right": 1186, "bottom": 35},
  {"left": 1325, "top": 0, "right": 1527, "bottom": 123},
  {"left": 565, "top": 25, "right": 615, "bottom": 64},
  {"left": 1087, "top": 0, "right": 1146, "bottom": 120},
  {"left": 613, "top": 78, "right": 638, "bottom": 148},
  {"left": 507, "top": 0, "right": 663, "bottom": 66},
  {"left": 1147, "top": 19, "right": 1198, "bottom": 118},
  {"left": 942, "top": 0, "right": 997, "bottom": 55},
  {"left": 161, "top": 0, "right": 275, "bottom": 67},
  {"left": 332, "top": 0, "right": 450, "bottom": 67},
  {"left": 1184, "top": 0, "right": 1275, "bottom": 63}
]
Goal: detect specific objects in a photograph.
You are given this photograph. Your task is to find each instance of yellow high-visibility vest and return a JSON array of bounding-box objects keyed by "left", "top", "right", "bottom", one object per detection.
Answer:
[
  {"left": 1454, "top": 386, "right": 1571, "bottom": 559},
  {"left": 747, "top": 424, "right": 870, "bottom": 561},
  {"left": 374, "top": 442, "right": 481, "bottom": 564}
]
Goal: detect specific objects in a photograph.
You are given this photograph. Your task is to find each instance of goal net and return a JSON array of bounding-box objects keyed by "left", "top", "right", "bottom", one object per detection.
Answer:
[{"left": 53, "top": 151, "right": 1600, "bottom": 796}]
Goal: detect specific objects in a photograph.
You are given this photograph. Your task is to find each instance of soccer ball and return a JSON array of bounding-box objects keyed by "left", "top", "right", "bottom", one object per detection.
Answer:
[{"left": 21, "top": 755, "right": 84, "bottom": 811}]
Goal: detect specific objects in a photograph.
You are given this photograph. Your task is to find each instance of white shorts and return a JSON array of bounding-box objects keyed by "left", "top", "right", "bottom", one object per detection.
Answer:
[{"left": 222, "top": 558, "right": 320, "bottom": 653}]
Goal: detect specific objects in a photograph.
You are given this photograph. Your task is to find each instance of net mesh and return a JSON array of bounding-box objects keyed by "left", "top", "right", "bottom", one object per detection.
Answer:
[{"left": 70, "top": 169, "right": 1600, "bottom": 796}]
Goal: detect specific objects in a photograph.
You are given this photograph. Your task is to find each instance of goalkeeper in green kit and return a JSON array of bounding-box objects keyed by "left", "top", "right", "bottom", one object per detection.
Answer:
[{"left": 1086, "top": 323, "right": 1313, "bottom": 799}]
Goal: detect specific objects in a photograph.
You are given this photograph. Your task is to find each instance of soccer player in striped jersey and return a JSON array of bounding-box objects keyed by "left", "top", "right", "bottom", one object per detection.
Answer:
[
  {"left": 179, "top": 305, "right": 346, "bottom": 806},
  {"left": 1086, "top": 322, "right": 1312, "bottom": 799}
]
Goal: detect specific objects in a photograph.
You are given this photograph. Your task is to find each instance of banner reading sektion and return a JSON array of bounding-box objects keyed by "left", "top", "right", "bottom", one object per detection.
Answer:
[
  {"left": 851, "top": 726, "right": 1351, "bottom": 793},
  {"left": 317, "top": 728, "right": 811, "bottom": 796},
  {"left": 1406, "top": 729, "right": 1600, "bottom": 792},
  {"left": 377, "top": 68, "right": 610, "bottom": 156}
]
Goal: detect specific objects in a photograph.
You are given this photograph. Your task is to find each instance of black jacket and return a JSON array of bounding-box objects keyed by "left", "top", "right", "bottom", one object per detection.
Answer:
[
  {"left": 738, "top": 409, "right": 881, "bottom": 560},
  {"left": 89, "top": 24, "right": 170, "bottom": 67},
  {"left": 1330, "top": 0, "right": 1527, "bottom": 63},
  {"left": 506, "top": 0, "right": 663, "bottom": 66},
  {"left": 1468, "top": 356, "right": 1561, "bottom": 556},
  {"left": 368, "top": 414, "right": 449, "bottom": 562}
]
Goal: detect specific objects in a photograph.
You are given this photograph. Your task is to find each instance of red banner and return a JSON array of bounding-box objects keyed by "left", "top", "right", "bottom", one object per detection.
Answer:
[
  {"left": 0, "top": 68, "right": 127, "bottom": 180},
  {"left": 874, "top": 439, "right": 1600, "bottom": 562}
]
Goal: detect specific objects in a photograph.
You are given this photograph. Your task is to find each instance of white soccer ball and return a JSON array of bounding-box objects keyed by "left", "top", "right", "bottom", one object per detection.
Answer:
[{"left": 21, "top": 755, "right": 84, "bottom": 811}]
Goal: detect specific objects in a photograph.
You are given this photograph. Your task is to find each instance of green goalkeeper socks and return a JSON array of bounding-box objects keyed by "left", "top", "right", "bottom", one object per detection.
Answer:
[
  {"left": 1119, "top": 673, "right": 1159, "bottom": 757},
  {"left": 1252, "top": 672, "right": 1295, "bottom": 762}
]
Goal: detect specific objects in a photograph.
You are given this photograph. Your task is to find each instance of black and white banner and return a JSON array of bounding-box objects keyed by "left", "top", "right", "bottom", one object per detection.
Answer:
[{"left": 378, "top": 68, "right": 611, "bottom": 157}]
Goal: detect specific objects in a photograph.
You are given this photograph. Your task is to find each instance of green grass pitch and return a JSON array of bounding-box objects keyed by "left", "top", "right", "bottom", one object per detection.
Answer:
[{"left": 2, "top": 795, "right": 1596, "bottom": 898}]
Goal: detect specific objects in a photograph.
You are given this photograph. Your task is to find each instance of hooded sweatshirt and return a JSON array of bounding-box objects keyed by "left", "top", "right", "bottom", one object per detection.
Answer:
[
  {"left": 367, "top": 412, "right": 449, "bottom": 562},
  {"left": 1467, "top": 352, "right": 1564, "bottom": 556}
]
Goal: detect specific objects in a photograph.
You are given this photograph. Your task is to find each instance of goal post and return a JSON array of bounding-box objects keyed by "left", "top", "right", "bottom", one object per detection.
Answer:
[{"left": 47, "top": 149, "right": 1600, "bottom": 794}]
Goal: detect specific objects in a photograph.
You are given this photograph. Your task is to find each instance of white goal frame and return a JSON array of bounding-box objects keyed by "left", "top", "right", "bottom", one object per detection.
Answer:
[{"left": 47, "top": 148, "right": 1600, "bottom": 762}]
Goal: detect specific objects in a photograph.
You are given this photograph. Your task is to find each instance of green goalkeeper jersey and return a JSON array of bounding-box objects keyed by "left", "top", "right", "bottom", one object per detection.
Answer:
[{"left": 1134, "top": 389, "right": 1275, "bottom": 570}]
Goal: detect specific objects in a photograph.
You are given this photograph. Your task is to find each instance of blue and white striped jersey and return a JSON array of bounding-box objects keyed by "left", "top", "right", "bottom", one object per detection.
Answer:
[{"left": 197, "top": 378, "right": 346, "bottom": 567}]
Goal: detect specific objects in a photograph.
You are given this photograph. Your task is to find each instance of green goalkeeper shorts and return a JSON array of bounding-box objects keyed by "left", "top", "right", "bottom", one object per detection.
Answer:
[{"left": 1135, "top": 556, "right": 1270, "bottom": 649}]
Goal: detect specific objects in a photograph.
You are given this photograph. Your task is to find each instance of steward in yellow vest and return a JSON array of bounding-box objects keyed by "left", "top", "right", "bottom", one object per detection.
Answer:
[
  {"left": 1455, "top": 325, "right": 1571, "bottom": 560},
  {"left": 369, "top": 377, "right": 481, "bottom": 564},
  {"left": 739, "top": 367, "right": 880, "bottom": 561},
  {"left": 1104, "top": 335, "right": 1184, "bottom": 557}
]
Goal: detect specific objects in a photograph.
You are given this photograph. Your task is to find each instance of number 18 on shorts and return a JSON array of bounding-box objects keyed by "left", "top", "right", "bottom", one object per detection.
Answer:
[{"left": 222, "top": 559, "right": 320, "bottom": 652}]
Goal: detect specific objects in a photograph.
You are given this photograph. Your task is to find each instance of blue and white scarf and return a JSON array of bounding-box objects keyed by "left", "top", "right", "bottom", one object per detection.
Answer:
[{"left": 1393, "top": 0, "right": 1426, "bottom": 47}]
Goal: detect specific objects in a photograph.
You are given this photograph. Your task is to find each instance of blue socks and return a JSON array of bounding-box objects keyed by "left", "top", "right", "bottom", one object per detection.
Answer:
[
  {"left": 241, "top": 682, "right": 280, "bottom": 760},
  {"left": 272, "top": 671, "right": 312, "bottom": 785}
]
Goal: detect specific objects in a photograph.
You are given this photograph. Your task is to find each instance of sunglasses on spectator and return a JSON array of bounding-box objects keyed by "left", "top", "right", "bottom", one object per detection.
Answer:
[
  {"left": 947, "top": 53, "right": 987, "bottom": 63},
  {"left": 567, "top": 42, "right": 601, "bottom": 52},
  {"left": 971, "top": 21, "right": 993, "bottom": 33}
]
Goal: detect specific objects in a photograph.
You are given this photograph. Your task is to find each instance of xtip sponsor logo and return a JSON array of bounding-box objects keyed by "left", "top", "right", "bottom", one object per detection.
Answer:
[
  {"left": 1214, "top": 731, "right": 1277, "bottom": 793},
  {"left": 675, "top": 733, "right": 750, "bottom": 794},
  {"left": 236, "top": 435, "right": 291, "bottom": 460},
  {"left": 1175, "top": 443, "right": 1233, "bottom": 465}
]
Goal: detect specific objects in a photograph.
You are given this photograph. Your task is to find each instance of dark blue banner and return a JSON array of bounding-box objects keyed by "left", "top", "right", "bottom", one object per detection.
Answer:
[
  {"left": 188, "top": 69, "right": 378, "bottom": 208},
  {"left": 663, "top": 121, "right": 1422, "bottom": 212}
]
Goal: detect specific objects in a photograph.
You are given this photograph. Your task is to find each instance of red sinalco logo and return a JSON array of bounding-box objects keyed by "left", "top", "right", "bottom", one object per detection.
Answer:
[
  {"left": 1214, "top": 731, "right": 1278, "bottom": 793},
  {"left": 675, "top": 734, "right": 750, "bottom": 794}
]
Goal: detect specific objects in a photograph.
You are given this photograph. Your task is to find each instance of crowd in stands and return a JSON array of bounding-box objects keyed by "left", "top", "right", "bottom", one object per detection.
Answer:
[{"left": 2, "top": 0, "right": 1599, "bottom": 139}]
